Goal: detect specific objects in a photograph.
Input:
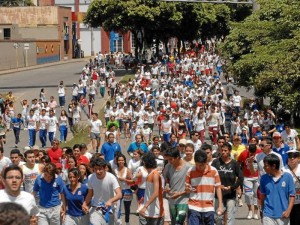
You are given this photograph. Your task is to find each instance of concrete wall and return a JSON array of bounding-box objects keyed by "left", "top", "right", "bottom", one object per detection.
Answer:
[
  {"left": 0, "top": 41, "right": 37, "bottom": 70},
  {"left": 0, "top": 7, "right": 60, "bottom": 26},
  {"left": 19, "top": 27, "right": 58, "bottom": 40},
  {"left": 36, "top": 40, "right": 60, "bottom": 64}
]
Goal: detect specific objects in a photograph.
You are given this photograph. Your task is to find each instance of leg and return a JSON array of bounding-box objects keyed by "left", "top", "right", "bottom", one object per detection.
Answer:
[
  {"left": 225, "top": 199, "right": 237, "bottom": 225},
  {"left": 48, "top": 205, "right": 61, "bottom": 225},
  {"left": 188, "top": 209, "right": 200, "bottom": 225},
  {"left": 123, "top": 200, "right": 131, "bottom": 223},
  {"left": 203, "top": 211, "right": 215, "bottom": 225}
]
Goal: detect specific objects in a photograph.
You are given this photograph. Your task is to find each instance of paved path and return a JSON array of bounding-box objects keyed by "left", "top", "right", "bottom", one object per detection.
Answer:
[{"left": 0, "top": 60, "right": 260, "bottom": 225}]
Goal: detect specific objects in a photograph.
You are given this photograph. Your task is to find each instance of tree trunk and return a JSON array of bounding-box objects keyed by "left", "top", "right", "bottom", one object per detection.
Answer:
[
  {"left": 164, "top": 40, "right": 169, "bottom": 55},
  {"left": 155, "top": 38, "right": 159, "bottom": 56},
  {"left": 177, "top": 39, "right": 181, "bottom": 58}
]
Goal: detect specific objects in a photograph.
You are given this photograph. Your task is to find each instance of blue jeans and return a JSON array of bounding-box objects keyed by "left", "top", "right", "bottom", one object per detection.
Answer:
[
  {"left": 28, "top": 129, "right": 36, "bottom": 147},
  {"left": 163, "top": 133, "right": 171, "bottom": 142},
  {"left": 13, "top": 127, "right": 20, "bottom": 144},
  {"left": 59, "top": 125, "right": 68, "bottom": 142},
  {"left": 188, "top": 210, "right": 214, "bottom": 225},
  {"left": 48, "top": 132, "right": 55, "bottom": 145},
  {"left": 39, "top": 129, "right": 47, "bottom": 148},
  {"left": 185, "top": 118, "right": 192, "bottom": 132},
  {"left": 59, "top": 96, "right": 65, "bottom": 107}
]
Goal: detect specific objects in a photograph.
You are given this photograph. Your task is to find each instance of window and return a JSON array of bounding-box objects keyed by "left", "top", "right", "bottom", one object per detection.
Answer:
[
  {"left": 114, "top": 36, "right": 123, "bottom": 52},
  {"left": 4, "top": 28, "right": 11, "bottom": 40}
]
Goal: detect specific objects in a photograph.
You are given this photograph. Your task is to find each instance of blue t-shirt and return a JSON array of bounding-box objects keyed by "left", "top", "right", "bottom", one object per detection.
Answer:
[
  {"left": 260, "top": 172, "right": 295, "bottom": 218},
  {"left": 127, "top": 142, "right": 148, "bottom": 153},
  {"left": 63, "top": 184, "right": 88, "bottom": 217},
  {"left": 101, "top": 142, "right": 121, "bottom": 162},
  {"left": 11, "top": 117, "right": 23, "bottom": 129},
  {"left": 33, "top": 174, "right": 64, "bottom": 208},
  {"left": 272, "top": 143, "right": 290, "bottom": 166}
]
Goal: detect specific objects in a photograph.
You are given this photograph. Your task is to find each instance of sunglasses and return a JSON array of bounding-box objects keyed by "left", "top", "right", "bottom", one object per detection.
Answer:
[
  {"left": 273, "top": 137, "right": 281, "bottom": 139},
  {"left": 259, "top": 144, "right": 269, "bottom": 147}
]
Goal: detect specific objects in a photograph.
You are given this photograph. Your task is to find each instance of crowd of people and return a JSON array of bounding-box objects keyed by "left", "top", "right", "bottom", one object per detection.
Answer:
[{"left": 0, "top": 42, "right": 299, "bottom": 225}]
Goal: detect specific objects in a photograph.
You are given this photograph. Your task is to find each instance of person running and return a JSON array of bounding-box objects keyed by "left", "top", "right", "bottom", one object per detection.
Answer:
[
  {"left": 27, "top": 109, "right": 39, "bottom": 148},
  {"left": 0, "top": 165, "right": 39, "bottom": 224},
  {"left": 212, "top": 142, "right": 244, "bottom": 225},
  {"left": 89, "top": 112, "right": 103, "bottom": 153},
  {"left": 21, "top": 150, "right": 44, "bottom": 194},
  {"left": 33, "top": 162, "right": 65, "bottom": 225},
  {"left": 138, "top": 152, "right": 164, "bottom": 225},
  {"left": 62, "top": 168, "right": 89, "bottom": 225},
  {"left": 58, "top": 109, "right": 69, "bottom": 143},
  {"left": 283, "top": 150, "right": 300, "bottom": 225},
  {"left": 185, "top": 150, "right": 223, "bottom": 225},
  {"left": 11, "top": 113, "right": 23, "bottom": 147},
  {"left": 260, "top": 154, "right": 295, "bottom": 225},
  {"left": 115, "top": 154, "right": 134, "bottom": 225},
  {"left": 82, "top": 158, "right": 122, "bottom": 225},
  {"left": 164, "top": 148, "right": 191, "bottom": 225}
]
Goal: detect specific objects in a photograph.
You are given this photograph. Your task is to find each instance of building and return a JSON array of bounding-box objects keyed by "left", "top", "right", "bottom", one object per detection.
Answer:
[
  {"left": 40, "top": 0, "right": 132, "bottom": 57},
  {"left": 0, "top": 6, "right": 72, "bottom": 70}
]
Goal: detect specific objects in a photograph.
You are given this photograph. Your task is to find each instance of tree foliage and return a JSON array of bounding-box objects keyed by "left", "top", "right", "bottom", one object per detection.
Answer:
[
  {"left": 84, "top": 0, "right": 231, "bottom": 55},
  {"left": 222, "top": 0, "right": 300, "bottom": 112}
]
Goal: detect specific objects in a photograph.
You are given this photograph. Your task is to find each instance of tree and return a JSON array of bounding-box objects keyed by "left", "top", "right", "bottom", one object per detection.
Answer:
[
  {"left": 222, "top": 0, "right": 300, "bottom": 115},
  {"left": 84, "top": 0, "right": 232, "bottom": 57}
]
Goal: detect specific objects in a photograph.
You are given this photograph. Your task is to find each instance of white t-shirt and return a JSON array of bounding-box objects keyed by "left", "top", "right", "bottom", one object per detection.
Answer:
[
  {"left": 0, "top": 156, "right": 11, "bottom": 173},
  {"left": 283, "top": 165, "right": 300, "bottom": 204},
  {"left": 89, "top": 119, "right": 102, "bottom": 133},
  {"left": 27, "top": 115, "right": 39, "bottom": 130},
  {"left": 255, "top": 151, "right": 284, "bottom": 178},
  {"left": 232, "top": 95, "right": 241, "bottom": 107},
  {"left": 87, "top": 172, "right": 120, "bottom": 207},
  {"left": 39, "top": 115, "right": 49, "bottom": 130},
  {"left": 0, "top": 190, "right": 39, "bottom": 216},
  {"left": 48, "top": 116, "right": 58, "bottom": 132},
  {"left": 162, "top": 120, "right": 172, "bottom": 134},
  {"left": 281, "top": 129, "right": 298, "bottom": 150}
]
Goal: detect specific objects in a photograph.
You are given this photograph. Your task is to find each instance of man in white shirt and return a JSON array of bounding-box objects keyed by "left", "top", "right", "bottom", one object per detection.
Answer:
[
  {"left": 82, "top": 158, "right": 122, "bottom": 225},
  {"left": 89, "top": 113, "right": 103, "bottom": 153},
  {"left": 48, "top": 109, "right": 58, "bottom": 146},
  {"left": 0, "top": 165, "right": 39, "bottom": 224},
  {"left": 281, "top": 123, "right": 300, "bottom": 151}
]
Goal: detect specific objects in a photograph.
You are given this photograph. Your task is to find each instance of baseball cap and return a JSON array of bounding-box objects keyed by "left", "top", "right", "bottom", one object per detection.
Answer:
[
  {"left": 32, "top": 145, "right": 39, "bottom": 150},
  {"left": 272, "top": 132, "right": 281, "bottom": 138},
  {"left": 179, "top": 139, "right": 187, "bottom": 145}
]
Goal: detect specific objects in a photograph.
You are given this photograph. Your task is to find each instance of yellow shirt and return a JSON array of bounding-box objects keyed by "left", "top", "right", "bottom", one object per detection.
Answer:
[{"left": 231, "top": 144, "right": 246, "bottom": 160}]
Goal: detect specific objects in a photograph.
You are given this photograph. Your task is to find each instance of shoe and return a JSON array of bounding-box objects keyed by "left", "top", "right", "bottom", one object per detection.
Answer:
[
  {"left": 247, "top": 211, "right": 253, "bottom": 219},
  {"left": 15, "top": 144, "right": 18, "bottom": 147},
  {"left": 253, "top": 213, "right": 259, "bottom": 220},
  {"left": 238, "top": 198, "right": 243, "bottom": 207}
]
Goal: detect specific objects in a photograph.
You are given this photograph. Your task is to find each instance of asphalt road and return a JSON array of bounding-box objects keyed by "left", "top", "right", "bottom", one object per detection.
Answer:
[{"left": 0, "top": 61, "right": 260, "bottom": 225}]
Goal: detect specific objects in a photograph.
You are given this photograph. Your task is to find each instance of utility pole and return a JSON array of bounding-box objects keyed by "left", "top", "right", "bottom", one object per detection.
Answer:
[{"left": 91, "top": 27, "right": 95, "bottom": 56}]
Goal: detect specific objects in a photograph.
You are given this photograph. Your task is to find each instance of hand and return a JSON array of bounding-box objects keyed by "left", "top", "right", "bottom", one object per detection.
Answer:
[
  {"left": 82, "top": 203, "right": 89, "bottom": 214},
  {"left": 282, "top": 210, "right": 291, "bottom": 218},
  {"left": 139, "top": 206, "right": 147, "bottom": 216},
  {"left": 217, "top": 206, "right": 224, "bottom": 216},
  {"left": 60, "top": 209, "right": 65, "bottom": 221},
  {"left": 168, "top": 191, "right": 182, "bottom": 199},
  {"left": 105, "top": 200, "right": 112, "bottom": 208}
]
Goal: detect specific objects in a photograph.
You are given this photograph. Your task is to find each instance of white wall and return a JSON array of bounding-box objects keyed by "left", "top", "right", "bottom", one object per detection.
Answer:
[{"left": 80, "top": 25, "right": 101, "bottom": 57}]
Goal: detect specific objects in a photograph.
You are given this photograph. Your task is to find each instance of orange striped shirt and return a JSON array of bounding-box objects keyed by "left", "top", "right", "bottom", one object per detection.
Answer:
[
  {"left": 144, "top": 169, "right": 164, "bottom": 218},
  {"left": 186, "top": 165, "right": 221, "bottom": 212}
]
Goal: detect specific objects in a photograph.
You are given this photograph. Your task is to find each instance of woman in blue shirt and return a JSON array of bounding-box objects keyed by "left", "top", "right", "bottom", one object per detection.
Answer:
[{"left": 62, "top": 167, "right": 89, "bottom": 225}]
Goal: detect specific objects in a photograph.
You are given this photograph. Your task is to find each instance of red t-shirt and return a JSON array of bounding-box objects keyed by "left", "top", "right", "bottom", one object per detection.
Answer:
[
  {"left": 237, "top": 149, "right": 262, "bottom": 177},
  {"left": 77, "top": 155, "right": 89, "bottom": 165},
  {"left": 47, "top": 148, "right": 63, "bottom": 163}
]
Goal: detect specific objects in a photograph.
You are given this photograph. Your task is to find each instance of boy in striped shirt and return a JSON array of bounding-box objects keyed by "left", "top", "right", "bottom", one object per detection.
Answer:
[{"left": 185, "top": 150, "right": 223, "bottom": 225}]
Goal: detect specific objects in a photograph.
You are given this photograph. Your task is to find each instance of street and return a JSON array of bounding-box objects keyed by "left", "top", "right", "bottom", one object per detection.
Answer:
[{"left": 0, "top": 61, "right": 260, "bottom": 225}]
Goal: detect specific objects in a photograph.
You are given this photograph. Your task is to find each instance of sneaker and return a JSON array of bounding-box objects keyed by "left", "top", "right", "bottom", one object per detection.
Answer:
[
  {"left": 238, "top": 198, "right": 243, "bottom": 207},
  {"left": 15, "top": 144, "right": 18, "bottom": 148},
  {"left": 247, "top": 211, "right": 253, "bottom": 219},
  {"left": 253, "top": 213, "right": 259, "bottom": 220}
]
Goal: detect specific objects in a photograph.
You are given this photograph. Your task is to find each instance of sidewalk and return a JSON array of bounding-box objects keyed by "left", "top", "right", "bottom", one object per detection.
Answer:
[{"left": 0, "top": 58, "right": 88, "bottom": 76}]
